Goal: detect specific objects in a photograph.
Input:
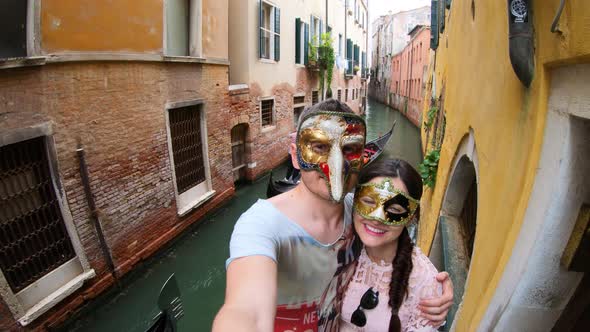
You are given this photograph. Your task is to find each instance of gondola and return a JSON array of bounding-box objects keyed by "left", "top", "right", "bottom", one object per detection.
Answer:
[
  {"left": 267, "top": 122, "right": 396, "bottom": 198},
  {"left": 144, "top": 274, "right": 184, "bottom": 332}
]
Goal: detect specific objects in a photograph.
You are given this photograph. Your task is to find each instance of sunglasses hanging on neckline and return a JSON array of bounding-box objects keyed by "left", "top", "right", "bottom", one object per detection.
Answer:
[{"left": 350, "top": 287, "right": 379, "bottom": 327}]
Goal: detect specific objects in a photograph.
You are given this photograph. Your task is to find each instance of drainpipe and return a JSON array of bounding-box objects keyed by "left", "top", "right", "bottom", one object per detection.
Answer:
[
  {"left": 344, "top": 0, "right": 348, "bottom": 78},
  {"left": 77, "top": 146, "right": 120, "bottom": 286}
]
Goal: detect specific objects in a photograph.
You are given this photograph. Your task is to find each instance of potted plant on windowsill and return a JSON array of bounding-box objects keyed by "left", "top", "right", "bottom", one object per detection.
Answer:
[
  {"left": 307, "top": 38, "right": 319, "bottom": 70},
  {"left": 353, "top": 66, "right": 360, "bottom": 75}
]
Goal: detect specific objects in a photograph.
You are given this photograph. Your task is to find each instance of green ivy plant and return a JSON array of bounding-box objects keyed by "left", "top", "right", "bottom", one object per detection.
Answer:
[
  {"left": 419, "top": 149, "right": 440, "bottom": 188},
  {"left": 318, "top": 33, "right": 335, "bottom": 97},
  {"left": 423, "top": 105, "right": 438, "bottom": 129},
  {"left": 308, "top": 37, "right": 318, "bottom": 66}
]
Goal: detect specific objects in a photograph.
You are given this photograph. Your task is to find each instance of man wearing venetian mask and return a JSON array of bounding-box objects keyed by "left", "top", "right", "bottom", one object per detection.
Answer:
[{"left": 213, "top": 99, "right": 453, "bottom": 332}]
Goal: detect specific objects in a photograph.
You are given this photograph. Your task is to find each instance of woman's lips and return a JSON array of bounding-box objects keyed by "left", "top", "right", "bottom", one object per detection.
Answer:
[{"left": 364, "top": 223, "right": 387, "bottom": 236}]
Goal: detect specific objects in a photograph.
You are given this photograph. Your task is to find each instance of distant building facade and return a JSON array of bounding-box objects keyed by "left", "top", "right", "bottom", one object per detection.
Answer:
[
  {"left": 370, "top": 6, "right": 430, "bottom": 116},
  {"left": 228, "top": 0, "right": 369, "bottom": 181},
  {"left": 390, "top": 25, "right": 431, "bottom": 126},
  {"left": 0, "top": 1, "right": 231, "bottom": 330}
]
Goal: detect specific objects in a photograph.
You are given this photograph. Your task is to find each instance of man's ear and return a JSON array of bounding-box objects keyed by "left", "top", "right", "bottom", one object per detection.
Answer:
[{"left": 290, "top": 143, "right": 300, "bottom": 170}]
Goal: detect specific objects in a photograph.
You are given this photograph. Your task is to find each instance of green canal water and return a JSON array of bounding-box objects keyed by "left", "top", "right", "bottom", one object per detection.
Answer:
[{"left": 61, "top": 98, "right": 422, "bottom": 332}]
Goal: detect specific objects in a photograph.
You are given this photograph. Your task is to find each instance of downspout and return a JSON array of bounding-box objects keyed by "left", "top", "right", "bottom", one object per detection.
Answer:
[
  {"left": 77, "top": 146, "right": 120, "bottom": 287},
  {"left": 344, "top": 0, "right": 348, "bottom": 77},
  {"left": 325, "top": 0, "right": 328, "bottom": 99}
]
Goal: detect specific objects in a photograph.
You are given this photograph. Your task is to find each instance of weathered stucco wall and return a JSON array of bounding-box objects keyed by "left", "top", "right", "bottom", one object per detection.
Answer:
[
  {"left": 418, "top": 0, "right": 590, "bottom": 330},
  {"left": 41, "top": 0, "right": 164, "bottom": 53},
  {"left": 203, "top": 0, "right": 229, "bottom": 60}
]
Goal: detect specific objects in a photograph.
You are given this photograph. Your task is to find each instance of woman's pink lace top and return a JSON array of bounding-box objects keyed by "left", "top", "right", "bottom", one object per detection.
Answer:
[{"left": 340, "top": 247, "right": 441, "bottom": 332}]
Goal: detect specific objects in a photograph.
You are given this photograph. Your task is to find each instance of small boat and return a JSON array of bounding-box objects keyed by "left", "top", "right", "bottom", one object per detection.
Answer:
[
  {"left": 145, "top": 274, "right": 184, "bottom": 332},
  {"left": 267, "top": 122, "right": 396, "bottom": 198},
  {"left": 362, "top": 121, "right": 396, "bottom": 165}
]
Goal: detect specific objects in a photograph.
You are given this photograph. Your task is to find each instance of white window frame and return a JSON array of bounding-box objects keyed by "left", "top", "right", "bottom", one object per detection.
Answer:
[
  {"left": 296, "top": 20, "right": 305, "bottom": 65},
  {"left": 311, "top": 15, "right": 321, "bottom": 44},
  {"left": 163, "top": 0, "right": 203, "bottom": 57},
  {"left": 260, "top": 1, "right": 280, "bottom": 61},
  {"left": 165, "top": 99, "right": 215, "bottom": 216},
  {"left": 0, "top": 123, "right": 95, "bottom": 326}
]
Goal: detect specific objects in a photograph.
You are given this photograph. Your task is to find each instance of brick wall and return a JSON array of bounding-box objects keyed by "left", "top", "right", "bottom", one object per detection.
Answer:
[
  {"left": 0, "top": 61, "right": 234, "bottom": 331},
  {"left": 226, "top": 67, "right": 367, "bottom": 182}
]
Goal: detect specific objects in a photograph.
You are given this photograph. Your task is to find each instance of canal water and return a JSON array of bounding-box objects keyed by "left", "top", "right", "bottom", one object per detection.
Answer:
[{"left": 61, "top": 98, "right": 422, "bottom": 332}]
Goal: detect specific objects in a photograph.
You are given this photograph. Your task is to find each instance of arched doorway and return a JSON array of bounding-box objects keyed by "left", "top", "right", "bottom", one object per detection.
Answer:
[
  {"left": 231, "top": 124, "right": 248, "bottom": 183},
  {"left": 429, "top": 133, "right": 479, "bottom": 331}
]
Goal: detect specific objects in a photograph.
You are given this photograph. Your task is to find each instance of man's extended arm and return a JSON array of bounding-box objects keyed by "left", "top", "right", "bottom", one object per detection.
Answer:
[{"left": 212, "top": 256, "right": 277, "bottom": 332}]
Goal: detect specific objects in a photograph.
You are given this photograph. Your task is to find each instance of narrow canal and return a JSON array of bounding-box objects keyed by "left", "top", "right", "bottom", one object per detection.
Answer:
[{"left": 61, "top": 98, "right": 422, "bottom": 332}]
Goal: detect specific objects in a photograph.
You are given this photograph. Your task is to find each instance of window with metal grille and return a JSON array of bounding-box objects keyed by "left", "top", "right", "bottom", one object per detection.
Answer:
[
  {"left": 169, "top": 105, "right": 206, "bottom": 194},
  {"left": 312, "top": 91, "right": 319, "bottom": 105},
  {"left": 261, "top": 99, "right": 274, "bottom": 127},
  {"left": 293, "top": 95, "right": 305, "bottom": 104},
  {"left": 0, "top": 137, "right": 76, "bottom": 293},
  {"left": 345, "top": 89, "right": 348, "bottom": 102},
  {"left": 337, "top": 89, "right": 342, "bottom": 101},
  {"left": 293, "top": 106, "right": 304, "bottom": 127}
]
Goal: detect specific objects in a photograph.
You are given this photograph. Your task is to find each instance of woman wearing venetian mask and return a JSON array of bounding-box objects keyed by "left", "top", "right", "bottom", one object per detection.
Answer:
[{"left": 340, "top": 159, "right": 442, "bottom": 332}]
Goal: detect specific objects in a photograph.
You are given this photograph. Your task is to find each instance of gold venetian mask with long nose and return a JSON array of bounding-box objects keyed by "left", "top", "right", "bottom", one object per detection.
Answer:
[
  {"left": 353, "top": 178, "right": 420, "bottom": 226},
  {"left": 296, "top": 111, "right": 366, "bottom": 202}
]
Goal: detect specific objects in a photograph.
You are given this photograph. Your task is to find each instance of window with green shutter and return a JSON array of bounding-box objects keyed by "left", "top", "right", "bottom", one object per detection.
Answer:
[
  {"left": 430, "top": 0, "right": 439, "bottom": 50},
  {"left": 259, "top": 1, "right": 280, "bottom": 61},
  {"left": 295, "top": 18, "right": 301, "bottom": 64},
  {"left": 304, "top": 22, "right": 309, "bottom": 65},
  {"left": 346, "top": 38, "right": 353, "bottom": 74}
]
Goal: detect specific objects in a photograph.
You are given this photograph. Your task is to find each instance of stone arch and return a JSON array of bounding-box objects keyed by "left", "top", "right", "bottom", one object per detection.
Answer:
[{"left": 429, "top": 129, "right": 479, "bottom": 330}]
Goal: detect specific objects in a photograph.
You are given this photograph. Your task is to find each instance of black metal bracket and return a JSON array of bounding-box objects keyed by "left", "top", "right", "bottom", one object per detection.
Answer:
[{"left": 508, "top": 0, "right": 535, "bottom": 87}]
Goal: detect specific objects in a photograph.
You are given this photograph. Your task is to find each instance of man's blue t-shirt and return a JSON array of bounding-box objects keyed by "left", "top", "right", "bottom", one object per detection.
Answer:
[{"left": 226, "top": 196, "right": 356, "bottom": 332}]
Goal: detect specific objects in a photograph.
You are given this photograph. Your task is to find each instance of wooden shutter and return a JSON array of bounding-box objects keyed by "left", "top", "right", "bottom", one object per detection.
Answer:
[
  {"left": 346, "top": 39, "right": 352, "bottom": 60},
  {"left": 304, "top": 23, "right": 309, "bottom": 64},
  {"left": 430, "top": 0, "right": 439, "bottom": 50},
  {"left": 259, "top": 0, "right": 263, "bottom": 58},
  {"left": 362, "top": 51, "right": 366, "bottom": 70},
  {"left": 319, "top": 19, "right": 323, "bottom": 38},
  {"left": 275, "top": 7, "right": 280, "bottom": 61},
  {"left": 295, "top": 18, "right": 301, "bottom": 64}
]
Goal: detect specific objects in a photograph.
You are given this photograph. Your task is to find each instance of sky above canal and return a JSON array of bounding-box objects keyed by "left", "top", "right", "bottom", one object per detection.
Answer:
[
  {"left": 367, "top": 0, "right": 430, "bottom": 66},
  {"left": 369, "top": 0, "right": 430, "bottom": 23}
]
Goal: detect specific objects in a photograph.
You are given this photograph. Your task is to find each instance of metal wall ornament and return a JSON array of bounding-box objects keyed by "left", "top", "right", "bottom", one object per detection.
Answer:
[{"left": 508, "top": 0, "right": 535, "bottom": 87}]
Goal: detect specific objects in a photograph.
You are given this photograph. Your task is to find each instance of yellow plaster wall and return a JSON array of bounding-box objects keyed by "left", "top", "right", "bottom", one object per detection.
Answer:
[
  {"left": 41, "top": 0, "right": 163, "bottom": 53},
  {"left": 203, "top": 0, "right": 229, "bottom": 60},
  {"left": 417, "top": 0, "right": 590, "bottom": 330}
]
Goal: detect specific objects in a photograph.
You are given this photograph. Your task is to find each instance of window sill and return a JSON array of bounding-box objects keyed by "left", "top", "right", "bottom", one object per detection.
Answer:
[
  {"left": 18, "top": 269, "right": 95, "bottom": 326},
  {"left": 177, "top": 190, "right": 216, "bottom": 217},
  {"left": 0, "top": 53, "right": 230, "bottom": 70},
  {"left": 0, "top": 56, "right": 47, "bottom": 69},
  {"left": 261, "top": 125, "right": 276, "bottom": 133},
  {"left": 295, "top": 63, "right": 305, "bottom": 68},
  {"left": 259, "top": 58, "right": 278, "bottom": 64}
]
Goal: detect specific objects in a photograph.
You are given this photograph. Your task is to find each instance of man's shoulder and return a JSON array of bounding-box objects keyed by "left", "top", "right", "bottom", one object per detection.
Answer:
[{"left": 235, "top": 199, "right": 293, "bottom": 234}]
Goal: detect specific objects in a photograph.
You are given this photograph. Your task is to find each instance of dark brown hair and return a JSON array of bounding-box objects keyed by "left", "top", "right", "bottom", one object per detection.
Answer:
[
  {"left": 352, "top": 158, "right": 423, "bottom": 332},
  {"left": 296, "top": 98, "right": 355, "bottom": 131}
]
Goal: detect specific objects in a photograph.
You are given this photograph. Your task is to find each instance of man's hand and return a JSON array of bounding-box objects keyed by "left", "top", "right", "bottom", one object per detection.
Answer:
[{"left": 419, "top": 271, "right": 454, "bottom": 326}]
